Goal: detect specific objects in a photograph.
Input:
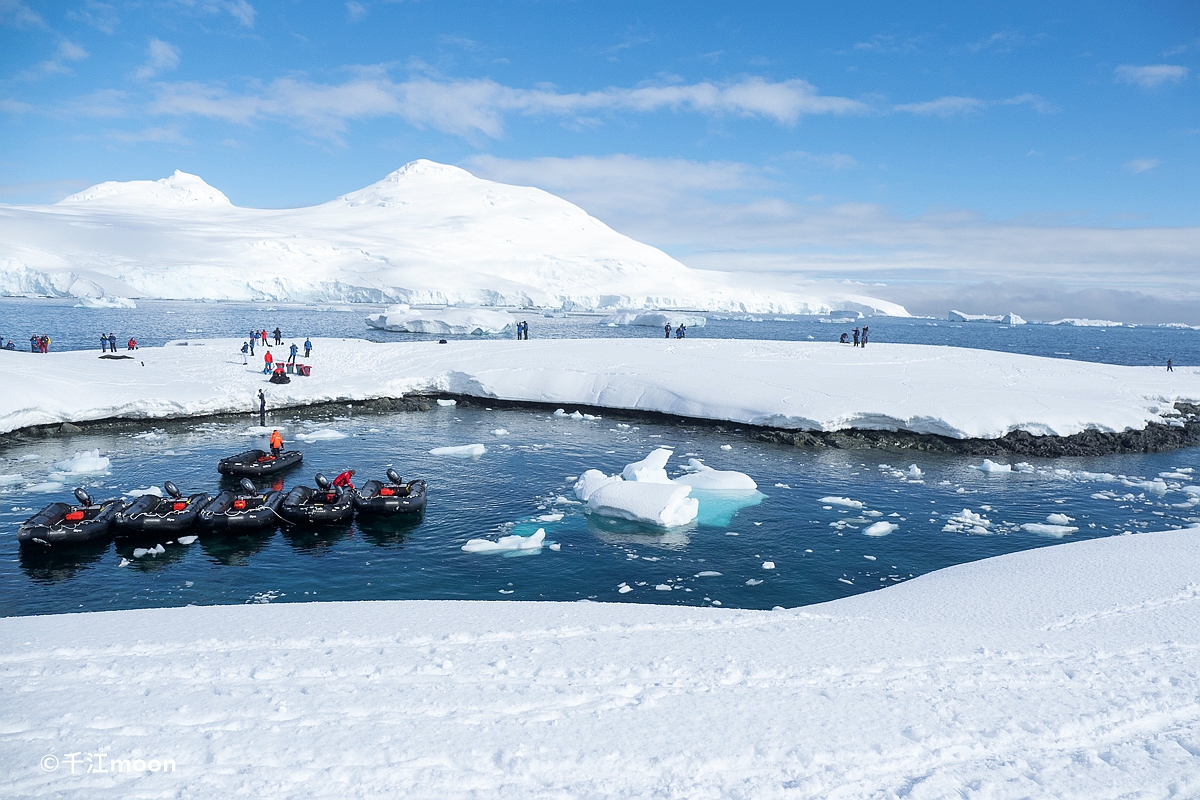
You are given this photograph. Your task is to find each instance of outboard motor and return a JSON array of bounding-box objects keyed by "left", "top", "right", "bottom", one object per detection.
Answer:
[
  {"left": 73, "top": 487, "right": 92, "bottom": 507},
  {"left": 163, "top": 481, "right": 182, "bottom": 499},
  {"left": 386, "top": 468, "right": 402, "bottom": 485},
  {"left": 239, "top": 478, "right": 256, "bottom": 495},
  {"left": 314, "top": 473, "right": 330, "bottom": 490}
]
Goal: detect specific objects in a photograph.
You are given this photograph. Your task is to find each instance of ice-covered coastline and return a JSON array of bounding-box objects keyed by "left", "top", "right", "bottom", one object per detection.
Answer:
[
  {"left": 1, "top": 338, "right": 1198, "bottom": 444},
  {"left": 4, "top": 528, "right": 1199, "bottom": 797}
]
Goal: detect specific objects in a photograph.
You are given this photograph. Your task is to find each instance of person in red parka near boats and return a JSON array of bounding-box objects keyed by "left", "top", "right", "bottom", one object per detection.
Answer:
[
  {"left": 269, "top": 429, "right": 284, "bottom": 458},
  {"left": 331, "top": 470, "right": 355, "bottom": 489},
  {"left": 263, "top": 349, "right": 274, "bottom": 374}
]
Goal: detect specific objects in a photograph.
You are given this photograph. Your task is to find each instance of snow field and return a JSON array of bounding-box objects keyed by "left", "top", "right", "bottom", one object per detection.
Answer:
[
  {"left": 4, "top": 529, "right": 1199, "bottom": 798},
  {"left": 2, "top": 337, "right": 1198, "bottom": 441}
]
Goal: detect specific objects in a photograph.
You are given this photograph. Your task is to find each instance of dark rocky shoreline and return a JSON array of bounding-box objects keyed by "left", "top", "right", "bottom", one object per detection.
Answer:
[{"left": 2, "top": 396, "right": 1198, "bottom": 458}]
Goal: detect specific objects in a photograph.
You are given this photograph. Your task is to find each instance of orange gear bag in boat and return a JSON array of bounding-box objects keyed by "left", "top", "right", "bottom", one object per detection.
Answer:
[
  {"left": 233, "top": 499, "right": 247, "bottom": 510},
  {"left": 380, "top": 487, "right": 395, "bottom": 496},
  {"left": 173, "top": 501, "right": 187, "bottom": 511},
  {"left": 64, "top": 510, "right": 86, "bottom": 522}
]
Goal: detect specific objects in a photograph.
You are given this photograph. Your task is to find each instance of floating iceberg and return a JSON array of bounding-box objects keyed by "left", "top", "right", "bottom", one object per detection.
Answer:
[
  {"left": 74, "top": 296, "right": 137, "bottom": 309},
  {"left": 51, "top": 449, "right": 111, "bottom": 475},
  {"left": 586, "top": 481, "right": 699, "bottom": 528},
  {"left": 1021, "top": 523, "right": 1078, "bottom": 537},
  {"left": 820, "top": 496, "right": 864, "bottom": 509},
  {"left": 948, "top": 310, "right": 1025, "bottom": 324},
  {"left": 462, "top": 527, "right": 546, "bottom": 554},
  {"left": 295, "top": 429, "right": 348, "bottom": 442},
  {"left": 621, "top": 448, "right": 674, "bottom": 483},
  {"left": 429, "top": 443, "right": 486, "bottom": 457},
  {"left": 970, "top": 459, "right": 1013, "bottom": 474},
  {"left": 600, "top": 311, "right": 707, "bottom": 329},
  {"left": 863, "top": 521, "right": 899, "bottom": 537},
  {"left": 674, "top": 458, "right": 758, "bottom": 491},
  {"left": 366, "top": 305, "right": 516, "bottom": 335}
]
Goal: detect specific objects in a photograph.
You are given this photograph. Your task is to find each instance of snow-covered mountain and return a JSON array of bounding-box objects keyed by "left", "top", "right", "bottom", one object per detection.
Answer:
[{"left": 0, "top": 160, "right": 906, "bottom": 315}]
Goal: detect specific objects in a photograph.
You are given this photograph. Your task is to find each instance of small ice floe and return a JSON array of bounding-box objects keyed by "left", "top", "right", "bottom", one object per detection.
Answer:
[
  {"left": 1046, "top": 513, "right": 1074, "bottom": 525},
  {"left": 247, "top": 591, "right": 282, "bottom": 604},
  {"left": 1121, "top": 477, "right": 1169, "bottom": 495},
  {"left": 462, "top": 528, "right": 546, "bottom": 554},
  {"left": 970, "top": 459, "right": 1012, "bottom": 474},
  {"left": 1021, "top": 522, "right": 1078, "bottom": 537},
  {"left": 437, "top": 399, "right": 457, "bottom": 407},
  {"left": 295, "top": 429, "right": 348, "bottom": 442},
  {"left": 863, "top": 555, "right": 877, "bottom": 561},
  {"left": 695, "top": 571, "right": 722, "bottom": 577},
  {"left": 27, "top": 481, "right": 65, "bottom": 493},
  {"left": 132, "top": 543, "right": 167, "bottom": 558},
  {"left": 52, "top": 449, "right": 111, "bottom": 476},
  {"left": 720, "top": 444, "right": 733, "bottom": 451},
  {"left": 1161, "top": 471, "right": 1193, "bottom": 479},
  {"left": 617, "top": 582, "right": 632, "bottom": 593},
  {"left": 942, "top": 508, "right": 993, "bottom": 534},
  {"left": 0, "top": 473, "right": 24, "bottom": 487},
  {"left": 125, "top": 486, "right": 164, "bottom": 498},
  {"left": 118, "top": 558, "right": 130, "bottom": 567},
  {"left": 1014, "top": 463, "right": 1035, "bottom": 473},
  {"left": 429, "top": 444, "right": 486, "bottom": 457},
  {"left": 863, "top": 521, "right": 898, "bottom": 537},
  {"left": 906, "top": 465, "right": 923, "bottom": 479},
  {"left": 838, "top": 578, "right": 853, "bottom": 585},
  {"left": 535, "top": 513, "right": 564, "bottom": 523},
  {"left": 762, "top": 561, "right": 775, "bottom": 570},
  {"left": 492, "top": 429, "right": 509, "bottom": 437},
  {"left": 587, "top": 482, "right": 698, "bottom": 528},
  {"left": 819, "top": 496, "right": 863, "bottom": 509},
  {"left": 655, "top": 584, "right": 672, "bottom": 591},
  {"left": 548, "top": 543, "right": 560, "bottom": 551},
  {"left": 775, "top": 483, "right": 791, "bottom": 489},
  {"left": 178, "top": 535, "right": 198, "bottom": 545},
  {"left": 133, "top": 431, "right": 165, "bottom": 440},
  {"left": 745, "top": 579, "right": 764, "bottom": 586},
  {"left": 18, "top": 454, "right": 42, "bottom": 461}
]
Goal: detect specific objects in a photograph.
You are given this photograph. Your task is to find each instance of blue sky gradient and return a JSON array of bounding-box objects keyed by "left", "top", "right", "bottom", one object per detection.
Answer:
[{"left": 2, "top": 1, "right": 1198, "bottom": 319}]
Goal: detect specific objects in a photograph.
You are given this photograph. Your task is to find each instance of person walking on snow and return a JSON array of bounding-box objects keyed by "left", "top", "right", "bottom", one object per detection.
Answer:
[
  {"left": 258, "top": 389, "right": 266, "bottom": 427},
  {"left": 852, "top": 327, "right": 860, "bottom": 347},
  {"left": 288, "top": 343, "right": 298, "bottom": 364},
  {"left": 861, "top": 326, "right": 869, "bottom": 348},
  {"left": 1167, "top": 358, "right": 1174, "bottom": 372},
  {"left": 303, "top": 338, "right": 312, "bottom": 358},
  {"left": 241, "top": 342, "right": 249, "bottom": 364},
  {"left": 263, "top": 349, "right": 274, "bottom": 374}
]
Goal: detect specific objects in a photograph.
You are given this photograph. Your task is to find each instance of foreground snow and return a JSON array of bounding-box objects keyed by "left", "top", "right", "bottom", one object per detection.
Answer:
[
  {"left": 1, "top": 338, "right": 1197, "bottom": 440},
  {"left": 3, "top": 529, "right": 1199, "bottom": 798},
  {"left": 0, "top": 162, "right": 905, "bottom": 315}
]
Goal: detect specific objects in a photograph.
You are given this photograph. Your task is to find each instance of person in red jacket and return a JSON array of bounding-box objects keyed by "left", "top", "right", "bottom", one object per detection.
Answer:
[
  {"left": 269, "top": 429, "right": 283, "bottom": 457},
  {"left": 263, "top": 349, "right": 274, "bottom": 374}
]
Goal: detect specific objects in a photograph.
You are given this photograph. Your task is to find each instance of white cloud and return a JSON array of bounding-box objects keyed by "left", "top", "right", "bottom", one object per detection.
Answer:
[
  {"left": 108, "top": 126, "right": 191, "bottom": 145},
  {"left": 346, "top": 2, "right": 367, "bottom": 22},
  {"left": 146, "top": 73, "right": 868, "bottom": 140},
  {"left": 463, "top": 153, "right": 1200, "bottom": 322},
  {"left": 135, "top": 39, "right": 181, "bottom": 80},
  {"left": 57, "top": 41, "right": 89, "bottom": 62},
  {"left": 0, "top": 0, "right": 44, "bottom": 28},
  {"left": 66, "top": 1, "right": 119, "bottom": 34},
  {"left": 1114, "top": 64, "right": 1189, "bottom": 88},
  {"left": 966, "top": 30, "right": 1025, "bottom": 53},
  {"left": 1124, "top": 158, "right": 1160, "bottom": 174},
  {"left": 168, "top": 0, "right": 255, "bottom": 28},
  {"left": 894, "top": 95, "right": 985, "bottom": 116}
]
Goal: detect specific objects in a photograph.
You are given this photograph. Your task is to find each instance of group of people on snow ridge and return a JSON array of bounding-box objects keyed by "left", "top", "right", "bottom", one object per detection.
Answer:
[
  {"left": 97, "top": 332, "right": 137, "bottom": 352},
  {"left": 839, "top": 326, "right": 870, "bottom": 347},
  {"left": 516, "top": 321, "right": 530, "bottom": 340},
  {"left": 664, "top": 323, "right": 687, "bottom": 339}
]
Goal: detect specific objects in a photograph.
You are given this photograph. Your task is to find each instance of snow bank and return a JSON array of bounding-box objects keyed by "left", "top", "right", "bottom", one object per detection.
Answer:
[
  {"left": 4, "top": 529, "right": 1200, "bottom": 797},
  {"left": 3, "top": 337, "right": 1200, "bottom": 441},
  {"left": 600, "top": 311, "right": 707, "bottom": 328},
  {"left": 462, "top": 528, "right": 546, "bottom": 554},
  {"left": 365, "top": 305, "right": 516, "bottom": 335},
  {"left": 429, "top": 444, "right": 486, "bottom": 457}
]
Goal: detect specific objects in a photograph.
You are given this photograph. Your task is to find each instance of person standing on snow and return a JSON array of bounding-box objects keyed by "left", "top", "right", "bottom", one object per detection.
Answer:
[
  {"left": 1167, "top": 358, "right": 1174, "bottom": 372},
  {"left": 100, "top": 333, "right": 108, "bottom": 353},
  {"left": 664, "top": 323, "right": 671, "bottom": 339},
  {"left": 288, "top": 343, "right": 298, "bottom": 364},
  {"left": 304, "top": 338, "right": 312, "bottom": 358},
  {"left": 241, "top": 342, "right": 249, "bottom": 364},
  {"left": 263, "top": 349, "right": 274, "bottom": 374},
  {"left": 261, "top": 330, "right": 268, "bottom": 346},
  {"left": 861, "top": 326, "right": 869, "bottom": 348},
  {"left": 108, "top": 333, "right": 117, "bottom": 351},
  {"left": 273, "top": 327, "right": 282, "bottom": 345},
  {"left": 852, "top": 327, "right": 860, "bottom": 347}
]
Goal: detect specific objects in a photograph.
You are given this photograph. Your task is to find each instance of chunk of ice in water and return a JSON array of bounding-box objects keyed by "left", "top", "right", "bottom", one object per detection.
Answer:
[
  {"left": 429, "top": 443, "right": 486, "bottom": 457},
  {"left": 819, "top": 496, "right": 863, "bottom": 509},
  {"left": 863, "top": 521, "right": 898, "bottom": 537},
  {"left": 462, "top": 528, "right": 546, "bottom": 554}
]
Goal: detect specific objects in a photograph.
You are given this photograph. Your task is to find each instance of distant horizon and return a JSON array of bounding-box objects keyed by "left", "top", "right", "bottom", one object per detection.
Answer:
[{"left": 2, "top": 1, "right": 1197, "bottom": 323}]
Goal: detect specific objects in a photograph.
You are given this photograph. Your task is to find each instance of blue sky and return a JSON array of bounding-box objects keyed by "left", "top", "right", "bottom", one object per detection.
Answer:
[{"left": 2, "top": 1, "right": 1198, "bottom": 319}]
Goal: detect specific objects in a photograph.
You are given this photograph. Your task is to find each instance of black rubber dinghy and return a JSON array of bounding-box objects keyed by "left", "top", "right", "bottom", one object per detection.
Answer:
[
  {"left": 280, "top": 474, "right": 354, "bottom": 524},
  {"left": 353, "top": 469, "right": 427, "bottom": 515},
  {"left": 115, "top": 481, "right": 211, "bottom": 536},
  {"left": 18, "top": 488, "right": 127, "bottom": 546},
  {"left": 200, "top": 479, "right": 286, "bottom": 532},
  {"left": 217, "top": 448, "right": 302, "bottom": 477}
]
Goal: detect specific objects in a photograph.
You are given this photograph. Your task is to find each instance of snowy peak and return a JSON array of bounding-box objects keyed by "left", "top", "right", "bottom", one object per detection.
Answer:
[
  {"left": 58, "top": 170, "right": 232, "bottom": 208},
  {"left": 333, "top": 159, "right": 542, "bottom": 210}
]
